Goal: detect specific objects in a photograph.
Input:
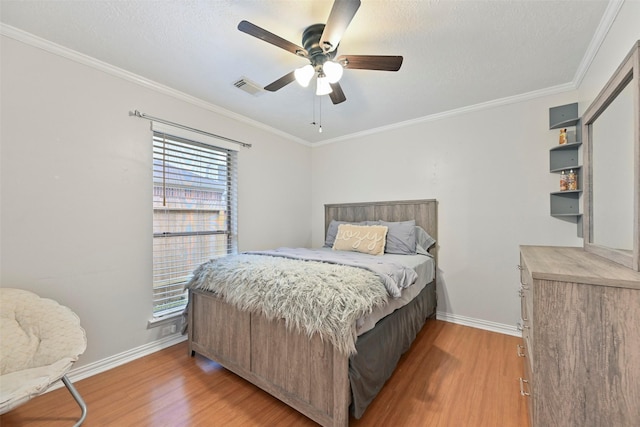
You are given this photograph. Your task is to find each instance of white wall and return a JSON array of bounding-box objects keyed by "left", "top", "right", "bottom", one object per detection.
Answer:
[
  {"left": 0, "top": 36, "right": 312, "bottom": 368},
  {"left": 311, "top": 0, "right": 640, "bottom": 330},
  {"left": 311, "top": 93, "right": 583, "bottom": 329},
  {"left": 1, "top": 1, "right": 637, "bottom": 372}
]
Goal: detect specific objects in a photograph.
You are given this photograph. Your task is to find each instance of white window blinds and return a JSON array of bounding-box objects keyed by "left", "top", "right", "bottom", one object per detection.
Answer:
[{"left": 152, "top": 131, "right": 238, "bottom": 316}]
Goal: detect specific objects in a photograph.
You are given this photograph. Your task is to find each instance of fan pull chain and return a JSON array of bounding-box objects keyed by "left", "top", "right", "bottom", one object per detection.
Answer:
[
  {"left": 319, "top": 97, "right": 323, "bottom": 133},
  {"left": 310, "top": 91, "right": 317, "bottom": 128},
  {"left": 310, "top": 91, "right": 323, "bottom": 133}
]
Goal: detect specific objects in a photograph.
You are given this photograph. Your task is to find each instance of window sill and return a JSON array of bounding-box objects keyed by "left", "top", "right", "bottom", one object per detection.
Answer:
[{"left": 147, "top": 311, "right": 183, "bottom": 329}]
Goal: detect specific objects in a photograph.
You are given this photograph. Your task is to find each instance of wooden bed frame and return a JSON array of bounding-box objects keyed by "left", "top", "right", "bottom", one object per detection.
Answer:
[{"left": 188, "top": 199, "right": 437, "bottom": 427}]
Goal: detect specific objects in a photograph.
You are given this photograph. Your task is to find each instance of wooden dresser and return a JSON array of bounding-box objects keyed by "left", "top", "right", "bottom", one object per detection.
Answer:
[{"left": 518, "top": 246, "right": 640, "bottom": 427}]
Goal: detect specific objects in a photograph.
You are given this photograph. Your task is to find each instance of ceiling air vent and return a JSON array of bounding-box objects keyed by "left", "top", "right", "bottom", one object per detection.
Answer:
[{"left": 233, "top": 77, "right": 264, "bottom": 96}]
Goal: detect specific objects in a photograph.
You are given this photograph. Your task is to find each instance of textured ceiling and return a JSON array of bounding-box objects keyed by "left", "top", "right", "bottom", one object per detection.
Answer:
[{"left": 0, "top": 0, "right": 611, "bottom": 144}]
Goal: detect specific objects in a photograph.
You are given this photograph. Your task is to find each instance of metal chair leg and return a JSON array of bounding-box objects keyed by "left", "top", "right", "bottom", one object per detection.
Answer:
[{"left": 61, "top": 375, "right": 87, "bottom": 426}]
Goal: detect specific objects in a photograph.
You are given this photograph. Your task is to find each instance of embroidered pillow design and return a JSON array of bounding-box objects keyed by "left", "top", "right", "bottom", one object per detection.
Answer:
[{"left": 332, "top": 224, "right": 388, "bottom": 256}]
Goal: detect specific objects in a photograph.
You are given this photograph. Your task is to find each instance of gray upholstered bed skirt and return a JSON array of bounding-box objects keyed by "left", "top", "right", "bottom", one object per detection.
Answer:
[{"left": 349, "top": 280, "right": 437, "bottom": 418}]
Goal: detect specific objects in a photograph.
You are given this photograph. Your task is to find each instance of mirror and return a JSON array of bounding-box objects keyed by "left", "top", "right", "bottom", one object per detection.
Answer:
[
  {"left": 583, "top": 40, "right": 639, "bottom": 271},
  {"left": 591, "top": 83, "right": 634, "bottom": 249}
]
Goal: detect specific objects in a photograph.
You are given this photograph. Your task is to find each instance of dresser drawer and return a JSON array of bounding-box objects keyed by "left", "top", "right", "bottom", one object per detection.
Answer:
[
  {"left": 522, "top": 349, "right": 534, "bottom": 427},
  {"left": 519, "top": 254, "right": 531, "bottom": 287},
  {"left": 516, "top": 331, "right": 533, "bottom": 388},
  {"left": 519, "top": 294, "right": 530, "bottom": 337},
  {"left": 519, "top": 255, "right": 534, "bottom": 370},
  {"left": 519, "top": 252, "right": 535, "bottom": 426},
  {"left": 519, "top": 249, "right": 537, "bottom": 426}
]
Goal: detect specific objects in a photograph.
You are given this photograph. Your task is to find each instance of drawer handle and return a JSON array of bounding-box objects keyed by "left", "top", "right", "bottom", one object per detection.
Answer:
[
  {"left": 519, "top": 377, "right": 530, "bottom": 396},
  {"left": 517, "top": 344, "right": 526, "bottom": 357},
  {"left": 517, "top": 265, "right": 530, "bottom": 288}
]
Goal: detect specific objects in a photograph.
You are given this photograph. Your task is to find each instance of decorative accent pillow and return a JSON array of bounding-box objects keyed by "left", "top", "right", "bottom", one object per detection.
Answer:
[
  {"left": 324, "top": 220, "right": 378, "bottom": 247},
  {"left": 332, "top": 224, "right": 388, "bottom": 256},
  {"left": 379, "top": 220, "right": 417, "bottom": 254}
]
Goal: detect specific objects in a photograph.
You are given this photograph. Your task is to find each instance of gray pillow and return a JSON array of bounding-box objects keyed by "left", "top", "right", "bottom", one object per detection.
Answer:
[
  {"left": 324, "top": 220, "right": 345, "bottom": 247},
  {"left": 379, "top": 220, "right": 416, "bottom": 255},
  {"left": 323, "top": 221, "right": 356, "bottom": 247},
  {"left": 415, "top": 225, "right": 436, "bottom": 255}
]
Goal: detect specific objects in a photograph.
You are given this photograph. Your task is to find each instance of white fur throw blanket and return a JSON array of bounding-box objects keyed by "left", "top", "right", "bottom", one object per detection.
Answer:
[{"left": 187, "top": 254, "right": 389, "bottom": 355}]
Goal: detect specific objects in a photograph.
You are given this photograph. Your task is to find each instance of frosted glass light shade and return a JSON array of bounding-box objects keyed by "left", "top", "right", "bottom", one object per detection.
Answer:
[
  {"left": 316, "top": 76, "right": 333, "bottom": 95},
  {"left": 294, "top": 64, "right": 314, "bottom": 87},
  {"left": 323, "top": 61, "right": 343, "bottom": 83}
]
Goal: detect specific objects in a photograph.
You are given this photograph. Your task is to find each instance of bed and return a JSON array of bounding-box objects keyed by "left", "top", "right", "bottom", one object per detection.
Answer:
[{"left": 187, "top": 199, "right": 438, "bottom": 426}]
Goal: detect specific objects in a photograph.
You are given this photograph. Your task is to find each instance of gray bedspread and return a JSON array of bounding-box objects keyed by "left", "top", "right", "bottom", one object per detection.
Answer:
[
  {"left": 186, "top": 247, "right": 434, "bottom": 418},
  {"left": 186, "top": 253, "right": 390, "bottom": 355},
  {"left": 248, "top": 247, "right": 418, "bottom": 298}
]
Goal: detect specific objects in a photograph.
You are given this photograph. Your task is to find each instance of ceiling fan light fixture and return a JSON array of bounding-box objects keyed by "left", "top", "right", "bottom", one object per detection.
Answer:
[
  {"left": 238, "top": 1, "right": 402, "bottom": 107},
  {"left": 294, "top": 64, "right": 315, "bottom": 87},
  {"left": 316, "top": 74, "right": 333, "bottom": 96},
  {"left": 323, "top": 60, "right": 344, "bottom": 83}
]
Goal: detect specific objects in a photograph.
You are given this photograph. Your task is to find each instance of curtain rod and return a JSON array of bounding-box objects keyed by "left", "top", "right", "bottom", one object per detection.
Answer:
[{"left": 129, "top": 110, "right": 252, "bottom": 148}]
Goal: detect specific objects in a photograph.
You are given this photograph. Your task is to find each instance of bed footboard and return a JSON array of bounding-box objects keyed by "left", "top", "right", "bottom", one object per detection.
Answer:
[{"left": 188, "top": 289, "right": 350, "bottom": 427}]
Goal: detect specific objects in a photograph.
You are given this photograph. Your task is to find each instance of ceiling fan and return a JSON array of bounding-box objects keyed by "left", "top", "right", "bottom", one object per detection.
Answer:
[{"left": 237, "top": 0, "right": 403, "bottom": 105}]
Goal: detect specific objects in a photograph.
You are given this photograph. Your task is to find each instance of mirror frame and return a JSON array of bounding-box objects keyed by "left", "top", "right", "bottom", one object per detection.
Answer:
[{"left": 582, "top": 40, "right": 640, "bottom": 271}]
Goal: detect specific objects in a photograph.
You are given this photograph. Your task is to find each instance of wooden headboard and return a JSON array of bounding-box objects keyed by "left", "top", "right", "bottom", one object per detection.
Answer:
[{"left": 324, "top": 199, "right": 438, "bottom": 258}]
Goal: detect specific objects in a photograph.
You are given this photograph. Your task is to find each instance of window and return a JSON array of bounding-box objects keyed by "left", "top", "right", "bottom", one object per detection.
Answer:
[{"left": 152, "top": 132, "right": 237, "bottom": 317}]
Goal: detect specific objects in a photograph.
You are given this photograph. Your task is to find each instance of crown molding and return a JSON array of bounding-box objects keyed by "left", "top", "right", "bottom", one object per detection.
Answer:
[
  {"left": 314, "top": 0, "right": 621, "bottom": 148},
  {"left": 2, "top": 0, "right": 621, "bottom": 150},
  {"left": 313, "top": 81, "right": 577, "bottom": 147},
  {"left": 0, "top": 24, "right": 310, "bottom": 147},
  {"left": 572, "top": 0, "right": 625, "bottom": 88}
]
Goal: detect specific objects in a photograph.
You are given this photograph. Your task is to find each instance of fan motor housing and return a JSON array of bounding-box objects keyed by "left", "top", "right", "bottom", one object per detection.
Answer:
[{"left": 302, "top": 24, "right": 336, "bottom": 68}]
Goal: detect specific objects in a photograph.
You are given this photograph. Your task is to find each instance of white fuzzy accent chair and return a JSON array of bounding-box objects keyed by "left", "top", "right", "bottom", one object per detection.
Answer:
[{"left": 0, "top": 288, "right": 87, "bottom": 425}]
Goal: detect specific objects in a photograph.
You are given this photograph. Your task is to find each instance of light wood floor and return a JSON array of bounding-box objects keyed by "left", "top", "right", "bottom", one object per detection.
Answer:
[{"left": 1, "top": 320, "right": 529, "bottom": 426}]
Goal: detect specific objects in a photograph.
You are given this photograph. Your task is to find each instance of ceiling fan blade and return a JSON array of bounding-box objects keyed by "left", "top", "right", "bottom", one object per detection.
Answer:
[
  {"left": 329, "top": 82, "right": 346, "bottom": 104},
  {"left": 238, "top": 20, "right": 307, "bottom": 57},
  {"left": 319, "top": 0, "right": 361, "bottom": 53},
  {"left": 336, "top": 55, "right": 403, "bottom": 71},
  {"left": 264, "top": 71, "right": 296, "bottom": 92}
]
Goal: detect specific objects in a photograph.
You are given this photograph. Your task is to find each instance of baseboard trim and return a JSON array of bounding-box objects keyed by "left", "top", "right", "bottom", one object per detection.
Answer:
[
  {"left": 436, "top": 311, "right": 521, "bottom": 337},
  {"left": 48, "top": 333, "right": 187, "bottom": 392}
]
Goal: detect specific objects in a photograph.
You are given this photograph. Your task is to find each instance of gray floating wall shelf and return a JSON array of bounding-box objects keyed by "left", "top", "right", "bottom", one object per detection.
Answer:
[{"left": 548, "top": 103, "right": 582, "bottom": 237}]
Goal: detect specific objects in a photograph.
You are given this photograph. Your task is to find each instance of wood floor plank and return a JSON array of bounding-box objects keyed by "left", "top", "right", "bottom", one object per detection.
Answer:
[{"left": 0, "top": 320, "right": 529, "bottom": 426}]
